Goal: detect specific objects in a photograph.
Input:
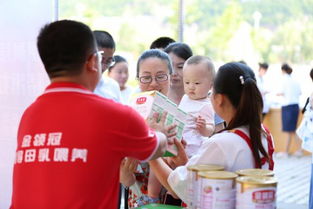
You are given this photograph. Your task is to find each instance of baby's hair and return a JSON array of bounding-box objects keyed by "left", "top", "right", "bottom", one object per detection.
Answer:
[{"left": 185, "top": 55, "right": 215, "bottom": 82}]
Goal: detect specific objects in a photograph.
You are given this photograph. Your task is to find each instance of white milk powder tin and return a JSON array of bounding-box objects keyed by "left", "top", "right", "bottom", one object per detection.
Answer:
[
  {"left": 198, "top": 171, "right": 237, "bottom": 209},
  {"left": 236, "top": 176, "right": 277, "bottom": 209},
  {"left": 186, "top": 165, "right": 224, "bottom": 209},
  {"left": 235, "top": 168, "right": 274, "bottom": 177}
]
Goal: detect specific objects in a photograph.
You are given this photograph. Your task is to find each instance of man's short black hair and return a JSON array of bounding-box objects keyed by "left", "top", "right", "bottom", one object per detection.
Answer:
[
  {"left": 150, "top": 37, "right": 175, "bottom": 49},
  {"left": 93, "top": 30, "right": 115, "bottom": 49},
  {"left": 37, "top": 20, "right": 97, "bottom": 78},
  {"left": 281, "top": 63, "right": 293, "bottom": 74},
  {"left": 259, "top": 62, "right": 269, "bottom": 70}
]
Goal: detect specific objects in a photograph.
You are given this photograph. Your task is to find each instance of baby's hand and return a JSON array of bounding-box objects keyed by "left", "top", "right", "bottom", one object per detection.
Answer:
[
  {"left": 196, "top": 116, "right": 214, "bottom": 137},
  {"left": 196, "top": 115, "right": 206, "bottom": 131}
]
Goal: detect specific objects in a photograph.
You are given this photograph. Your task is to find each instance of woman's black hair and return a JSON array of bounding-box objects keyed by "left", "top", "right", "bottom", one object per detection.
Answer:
[
  {"left": 281, "top": 63, "right": 293, "bottom": 74},
  {"left": 108, "top": 55, "right": 127, "bottom": 73},
  {"left": 214, "top": 62, "right": 269, "bottom": 168},
  {"left": 164, "top": 42, "right": 193, "bottom": 61},
  {"left": 310, "top": 68, "right": 313, "bottom": 81},
  {"left": 136, "top": 49, "right": 173, "bottom": 78}
]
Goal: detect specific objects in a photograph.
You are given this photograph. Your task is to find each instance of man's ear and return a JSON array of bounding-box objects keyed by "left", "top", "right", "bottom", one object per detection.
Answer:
[{"left": 86, "top": 53, "right": 99, "bottom": 73}]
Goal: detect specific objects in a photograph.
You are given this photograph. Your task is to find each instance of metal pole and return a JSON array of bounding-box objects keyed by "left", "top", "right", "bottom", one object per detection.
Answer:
[{"left": 178, "top": 0, "right": 184, "bottom": 42}]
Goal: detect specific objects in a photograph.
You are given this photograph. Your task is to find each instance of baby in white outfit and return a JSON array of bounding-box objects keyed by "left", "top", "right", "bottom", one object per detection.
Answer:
[{"left": 178, "top": 56, "right": 215, "bottom": 157}]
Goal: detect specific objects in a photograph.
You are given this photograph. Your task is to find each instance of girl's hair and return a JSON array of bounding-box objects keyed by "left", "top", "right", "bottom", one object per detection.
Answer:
[
  {"left": 281, "top": 63, "right": 293, "bottom": 74},
  {"left": 136, "top": 49, "right": 173, "bottom": 78},
  {"left": 214, "top": 62, "right": 268, "bottom": 168},
  {"left": 164, "top": 42, "right": 193, "bottom": 61},
  {"left": 108, "top": 55, "right": 127, "bottom": 73},
  {"left": 310, "top": 68, "right": 313, "bottom": 81}
]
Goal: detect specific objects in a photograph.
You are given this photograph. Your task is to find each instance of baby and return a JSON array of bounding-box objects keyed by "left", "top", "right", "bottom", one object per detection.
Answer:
[
  {"left": 147, "top": 56, "right": 215, "bottom": 204},
  {"left": 179, "top": 55, "right": 215, "bottom": 157}
]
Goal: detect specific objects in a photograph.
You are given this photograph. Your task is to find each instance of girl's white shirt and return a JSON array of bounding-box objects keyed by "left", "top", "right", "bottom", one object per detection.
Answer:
[{"left": 167, "top": 125, "right": 271, "bottom": 203}]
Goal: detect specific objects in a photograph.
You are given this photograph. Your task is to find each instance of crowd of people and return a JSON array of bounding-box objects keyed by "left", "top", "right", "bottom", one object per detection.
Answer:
[{"left": 9, "top": 19, "right": 312, "bottom": 209}]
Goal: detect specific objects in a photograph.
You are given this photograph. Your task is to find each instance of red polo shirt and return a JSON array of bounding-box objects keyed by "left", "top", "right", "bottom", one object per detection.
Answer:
[{"left": 11, "top": 82, "right": 158, "bottom": 209}]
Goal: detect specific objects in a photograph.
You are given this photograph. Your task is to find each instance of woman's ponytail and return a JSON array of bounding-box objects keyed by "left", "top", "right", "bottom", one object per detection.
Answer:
[{"left": 215, "top": 62, "right": 270, "bottom": 167}]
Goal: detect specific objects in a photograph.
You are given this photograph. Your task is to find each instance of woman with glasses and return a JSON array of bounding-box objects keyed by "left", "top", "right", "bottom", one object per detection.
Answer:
[
  {"left": 136, "top": 49, "right": 172, "bottom": 96},
  {"left": 121, "top": 49, "right": 174, "bottom": 208}
]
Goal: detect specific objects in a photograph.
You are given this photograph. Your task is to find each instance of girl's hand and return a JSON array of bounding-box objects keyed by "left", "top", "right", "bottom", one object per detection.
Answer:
[{"left": 167, "top": 138, "right": 188, "bottom": 168}]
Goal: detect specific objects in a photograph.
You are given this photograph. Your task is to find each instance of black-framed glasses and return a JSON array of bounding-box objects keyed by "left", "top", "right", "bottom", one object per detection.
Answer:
[{"left": 138, "top": 74, "right": 169, "bottom": 84}]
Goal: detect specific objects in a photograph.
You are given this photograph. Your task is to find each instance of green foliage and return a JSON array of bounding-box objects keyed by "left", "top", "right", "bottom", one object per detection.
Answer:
[
  {"left": 206, "top": 1, "right": 244, "bottom": 60},
  {"left": 59, "top": 0, "right": 313, "bottom": 63},
  {"left": 250, "top": 27, "right": 272, "bottom": 62},
  {"left": 269, "top": 16, "right": 313, "bottom": 63}
]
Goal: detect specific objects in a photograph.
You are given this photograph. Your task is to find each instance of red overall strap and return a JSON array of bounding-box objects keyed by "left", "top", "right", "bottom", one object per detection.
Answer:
[
  {"left": 262, "top": 125, "right": 275, "bottom": 170},
  {"left": 233, "top": 130, "right": 260, "bottom": 168},
  {"left": 233, "top": 129, "right": 274, "bottom": 170}
]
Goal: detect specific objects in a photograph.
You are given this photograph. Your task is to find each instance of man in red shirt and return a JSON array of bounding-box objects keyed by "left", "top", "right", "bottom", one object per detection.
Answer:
[{"left": 10, "top": 20, "right": 169, "bottom": 209}]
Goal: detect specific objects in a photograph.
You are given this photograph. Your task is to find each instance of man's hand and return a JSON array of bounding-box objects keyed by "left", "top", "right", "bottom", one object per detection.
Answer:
[
  {"left": 120, "top": 157, "right": 139, "bottom": 187},
  {"left": 147, "top": 112, "right": 177, "bottom": 139}
]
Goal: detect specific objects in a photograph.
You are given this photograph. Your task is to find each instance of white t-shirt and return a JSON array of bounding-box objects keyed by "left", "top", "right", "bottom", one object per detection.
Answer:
[
  {"left": 178, "top": 94, "right": 214, "bottom": 157},
  {"left": 94, "top": 76, "right": 122, "bottom": 102},
  {"left": 256, "top": 75, "right": 270, "bottom": 113},
  {"left": 167, "top": 126, "right": 271, "bottom": 202},
  {"left": 121, "top": 86, "right": 133, "bottom": 105},
  {"left": 279, "top": 74, "right": 301, "bottom": 106}
]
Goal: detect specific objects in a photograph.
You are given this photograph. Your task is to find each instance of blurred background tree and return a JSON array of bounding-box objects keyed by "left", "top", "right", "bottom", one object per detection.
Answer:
[{"left": 59, "top": 0, "right": 313, "bottom": 64}]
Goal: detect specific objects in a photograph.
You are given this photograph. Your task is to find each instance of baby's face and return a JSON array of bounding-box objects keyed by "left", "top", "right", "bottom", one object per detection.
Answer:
[{"left": 183, "top": 63, "right": 212, "bottom": 100}]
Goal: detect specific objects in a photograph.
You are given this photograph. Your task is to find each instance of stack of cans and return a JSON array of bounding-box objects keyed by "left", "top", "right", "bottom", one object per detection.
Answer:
[{"left": 186, "top": 167, "right": 277, "bottom": 209}]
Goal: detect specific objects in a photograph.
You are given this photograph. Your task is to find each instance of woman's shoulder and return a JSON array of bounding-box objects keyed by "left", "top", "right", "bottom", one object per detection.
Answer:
[
  {"left": 211, "top": 127, "right": 249, "bottom": 139},
  {"left": 206, "top": 129, "right": 247, "bottom": 148}
]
